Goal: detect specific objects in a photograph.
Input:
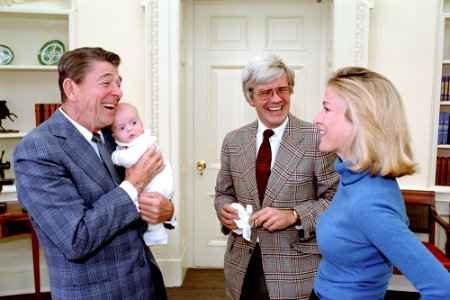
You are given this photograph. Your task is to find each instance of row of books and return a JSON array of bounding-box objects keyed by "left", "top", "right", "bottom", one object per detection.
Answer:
[
  {"left": 436, "top": 157, "right": 450, "bottom": 185},
  {"left": 438, "top": 111, "right": 450, "bottom": 144},
  {"left": 34, "top": 103, "right": 61, "bottom": 126},
  {"left": 441, "top": 76, "right": 450, "bottom": 101}
]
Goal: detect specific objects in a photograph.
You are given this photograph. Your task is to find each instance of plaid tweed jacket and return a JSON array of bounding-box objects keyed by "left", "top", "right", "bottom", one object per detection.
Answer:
[
  {"left": 14, "top": 110, "right": 164, "bottom": 300},
  {"left": 215, "top": 114, "right": 339, "bottom": 300}
]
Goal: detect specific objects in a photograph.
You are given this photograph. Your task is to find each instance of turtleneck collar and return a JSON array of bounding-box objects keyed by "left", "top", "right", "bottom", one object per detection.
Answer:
[{"left": 334, "top": 157, "right": 370, "bottom": 186}]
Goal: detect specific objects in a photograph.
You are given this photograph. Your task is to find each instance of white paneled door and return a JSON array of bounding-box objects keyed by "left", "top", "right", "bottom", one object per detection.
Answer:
[{"left": 192, "top": 0, "right": 328, "bottom": 267}]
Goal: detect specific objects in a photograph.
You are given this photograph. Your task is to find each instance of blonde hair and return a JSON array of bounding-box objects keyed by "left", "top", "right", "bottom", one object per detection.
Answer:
[{"left": 328, "top": 67, "right": 417, "bottom": 177}]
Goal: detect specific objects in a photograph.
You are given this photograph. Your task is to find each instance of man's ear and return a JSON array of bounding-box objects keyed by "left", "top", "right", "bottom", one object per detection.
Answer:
[
  {"left": 62, "top": 78, "right": 76, "bottom": 102},
  {"left": 248, "top": 97, "right": 256, "bottom": 107}
]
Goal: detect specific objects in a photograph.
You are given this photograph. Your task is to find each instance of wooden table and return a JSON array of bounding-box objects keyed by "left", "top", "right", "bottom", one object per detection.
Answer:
[{"left": 0, "top": 202, "right": 41, "bottom": 300}]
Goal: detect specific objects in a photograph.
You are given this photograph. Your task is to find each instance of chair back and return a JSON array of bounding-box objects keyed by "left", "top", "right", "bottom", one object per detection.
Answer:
[
  {"left": 393, "top": 190, "right": 450, "bottom": 274},
  {"left": 401, "top": 190, "right": 436, "bottom": 244}
]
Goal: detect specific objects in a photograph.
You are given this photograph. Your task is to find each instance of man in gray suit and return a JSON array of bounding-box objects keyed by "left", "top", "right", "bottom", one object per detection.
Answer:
[
  {"left": 215, "top": 54, "right": 339, "bottom": 300},
  {"left": 14, "top": 47, "right": 174, "bottom": 300}
]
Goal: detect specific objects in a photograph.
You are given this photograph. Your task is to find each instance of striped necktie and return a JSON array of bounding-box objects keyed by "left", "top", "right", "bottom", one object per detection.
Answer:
[{"left": 92, "top": 133, "right": 121, "bottom": 185}]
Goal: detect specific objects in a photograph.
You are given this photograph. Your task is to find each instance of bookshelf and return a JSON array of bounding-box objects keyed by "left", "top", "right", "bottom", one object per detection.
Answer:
[{"left": 0, "top": 0, "right": 75, "bottom": 201}]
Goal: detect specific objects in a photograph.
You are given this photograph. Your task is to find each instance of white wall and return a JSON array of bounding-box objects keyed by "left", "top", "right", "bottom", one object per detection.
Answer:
[
  {"left": 76, "top": 0, "right": 147, "bottom": 124},
  {"left": 368, "top": 0, "right": 440, "bottom": 189}
]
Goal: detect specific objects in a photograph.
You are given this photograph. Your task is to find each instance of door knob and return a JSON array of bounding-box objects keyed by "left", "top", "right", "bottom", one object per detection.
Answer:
[{"left": 196, "top": 160, "right": 206, "bottom": 175}]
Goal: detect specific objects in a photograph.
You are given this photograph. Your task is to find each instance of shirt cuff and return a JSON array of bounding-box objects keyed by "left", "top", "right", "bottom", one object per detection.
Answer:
[
  {"left": 164, "top": 216, "right": 177, "bottom": 229},
  {"left": 120, "top": 180, "right": 139, "bottom": 211},
  {"left": 164, "top": 217, "right": 177, "bottom": 226}
]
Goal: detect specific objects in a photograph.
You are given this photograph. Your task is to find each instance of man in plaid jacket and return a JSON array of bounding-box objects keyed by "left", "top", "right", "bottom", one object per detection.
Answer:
[{"left": 215, "top": 54, "right": 339, "bottom": 300}]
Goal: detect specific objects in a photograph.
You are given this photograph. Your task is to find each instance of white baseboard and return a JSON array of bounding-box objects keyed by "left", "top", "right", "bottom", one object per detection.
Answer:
[
  {"left": 157, "top": 242, "right": 188, "bottom": 287},
  {"left": 388, "top": 275, "right": 417, "bottom": 292},
  {"left": 0, "top": 265, "right": 50, "bottom": 297},
  {"left": 0, "top": 235, "right": 50, "bottom": 296}
]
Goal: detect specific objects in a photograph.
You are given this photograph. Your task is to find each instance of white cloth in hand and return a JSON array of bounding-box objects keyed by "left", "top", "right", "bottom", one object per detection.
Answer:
[{"left": 231, "top": 203, "right": 252, "bottom": 241}]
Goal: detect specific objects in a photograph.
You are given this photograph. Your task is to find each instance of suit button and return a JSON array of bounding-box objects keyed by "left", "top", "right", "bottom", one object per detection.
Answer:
[{"left": 140, "top": 260, "right": 145, "bottom": 267}]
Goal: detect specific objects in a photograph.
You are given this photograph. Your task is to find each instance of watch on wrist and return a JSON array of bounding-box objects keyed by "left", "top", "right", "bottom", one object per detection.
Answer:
[{"left": 292, "top": 209, "right": 301, "bottom": 227}]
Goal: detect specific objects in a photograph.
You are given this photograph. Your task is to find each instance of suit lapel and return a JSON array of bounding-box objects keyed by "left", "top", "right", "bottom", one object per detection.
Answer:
[
  {"left": 237, "top": 122, "right": 261, "bottom": 208},
  {"left": 263, "top": 115, "right": 305, "bottom": 207},
  {"left": 48, "top": 111, "right": 117, "bottom": 192}
]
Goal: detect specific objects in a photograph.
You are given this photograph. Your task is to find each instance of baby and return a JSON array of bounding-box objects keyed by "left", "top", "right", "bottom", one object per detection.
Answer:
[{"left": 111, "top": 102, "right": 175, "bottom": 246}]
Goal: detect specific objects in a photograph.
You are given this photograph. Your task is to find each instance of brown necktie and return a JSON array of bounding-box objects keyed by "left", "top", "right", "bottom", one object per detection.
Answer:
[{"left": 256, "top": 129, "right": 274, "bottom": 204}]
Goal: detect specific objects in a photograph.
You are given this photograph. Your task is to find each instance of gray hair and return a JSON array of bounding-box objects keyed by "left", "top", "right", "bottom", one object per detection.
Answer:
[{"left": 241, "top": 54, "right": 295, "bottom": 103}]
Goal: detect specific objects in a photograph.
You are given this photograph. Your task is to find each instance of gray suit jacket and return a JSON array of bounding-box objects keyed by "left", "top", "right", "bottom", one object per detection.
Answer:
[
  {"left": 214, "top": 114, "right": 339, "bottom": 300},
  {"left": 14, "top": 110, "right": 165, "bottom": 300}
]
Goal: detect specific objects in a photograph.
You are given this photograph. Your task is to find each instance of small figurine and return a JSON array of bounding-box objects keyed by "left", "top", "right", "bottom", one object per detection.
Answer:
[
  {"left": 0, "top": 100, "right": 18, "bottom": 133},
  {"left": 0, "top": 150, "right": 14, "bottom": 193}
]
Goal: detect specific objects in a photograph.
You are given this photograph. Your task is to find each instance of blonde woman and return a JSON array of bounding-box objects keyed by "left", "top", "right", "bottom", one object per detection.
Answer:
[{"left": 311, "top": 67, "right": 450, "bottom": 299}]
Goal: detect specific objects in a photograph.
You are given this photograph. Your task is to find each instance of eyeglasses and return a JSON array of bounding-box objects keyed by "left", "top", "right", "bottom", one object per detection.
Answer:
[{"left": 255, "top": 86, "right": 291, "bottom": 101}]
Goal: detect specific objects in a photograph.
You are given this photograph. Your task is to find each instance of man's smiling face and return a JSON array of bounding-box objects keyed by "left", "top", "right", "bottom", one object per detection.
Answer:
[
  {"left": 249, "top": 71, "right": 291, "bottom": 129},
  {"left": 69, "top": 61, "right": 123, "bottom": 132}
]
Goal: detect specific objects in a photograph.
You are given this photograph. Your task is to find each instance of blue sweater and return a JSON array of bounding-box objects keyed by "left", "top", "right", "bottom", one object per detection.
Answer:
[{"left": 314, "top": 158, "right": 450, "bottom": 300}]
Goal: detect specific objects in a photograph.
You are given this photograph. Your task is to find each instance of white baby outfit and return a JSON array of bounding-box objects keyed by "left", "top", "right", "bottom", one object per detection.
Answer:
[{"left": 112, "top": 129, "right": 175, "bottom": 246}]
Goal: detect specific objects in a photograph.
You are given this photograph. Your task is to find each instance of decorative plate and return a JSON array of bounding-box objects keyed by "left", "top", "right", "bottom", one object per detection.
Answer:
[
  {"left": 0, "top": 45, "right": 14, "bottom": 65},
  {"left": 37, "top": 40, "right": 65, "bottom": 66}
]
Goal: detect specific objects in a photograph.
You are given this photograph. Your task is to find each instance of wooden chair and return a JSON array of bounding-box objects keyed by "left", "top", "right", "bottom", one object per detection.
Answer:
[{"left": 393, "top": 190, "right": 450, "bottom": 274}]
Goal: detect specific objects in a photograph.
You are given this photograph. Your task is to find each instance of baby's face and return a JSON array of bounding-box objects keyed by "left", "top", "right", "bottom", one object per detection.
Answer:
[{"left": 112, "top": 106, "right": 144, "bottom": 143}]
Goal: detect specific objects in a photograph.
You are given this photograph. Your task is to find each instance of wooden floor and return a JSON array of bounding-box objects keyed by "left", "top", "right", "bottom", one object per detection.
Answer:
[
  {"left": 0, "top": 268, "right": 419, "bottom": 299},
  {"left": 166, "top": 268, "right": 227, "bottom": 300}
]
